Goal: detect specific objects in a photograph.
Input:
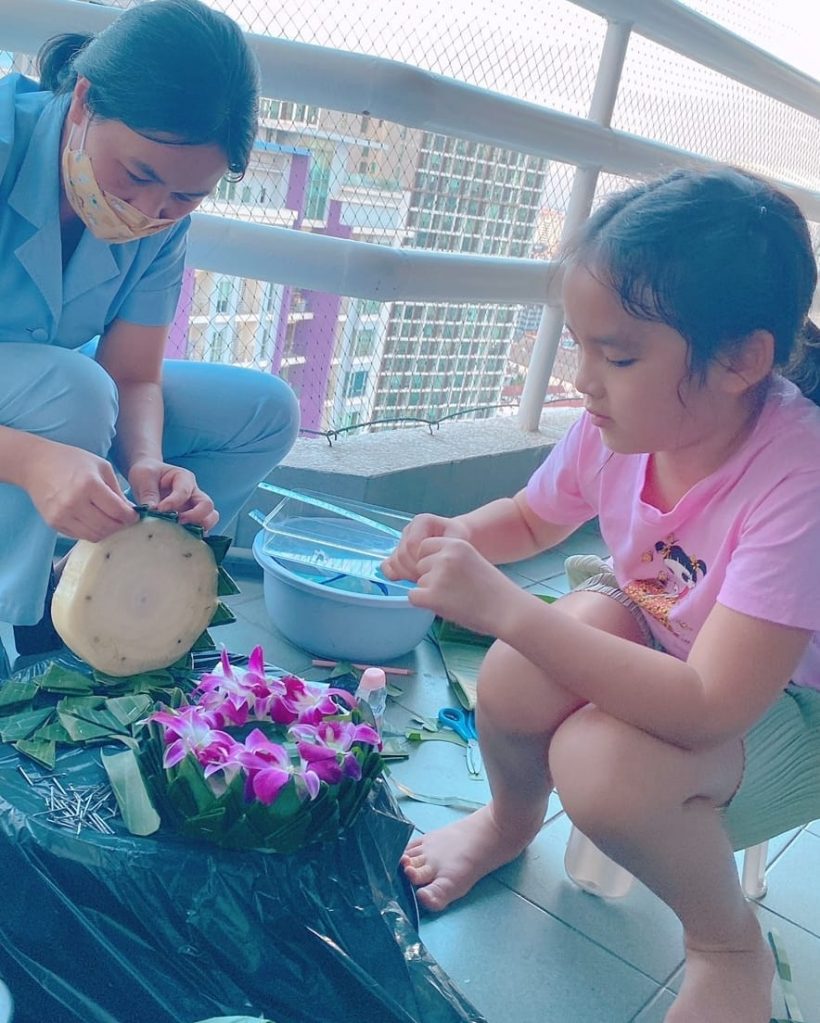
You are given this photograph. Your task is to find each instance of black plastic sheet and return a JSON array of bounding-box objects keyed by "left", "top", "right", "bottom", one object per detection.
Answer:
[{"left": 0, "top": 657, "right": 486, "bottom": 1023}]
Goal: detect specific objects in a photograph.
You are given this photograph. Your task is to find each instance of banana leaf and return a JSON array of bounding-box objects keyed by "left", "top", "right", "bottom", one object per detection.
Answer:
[
  {"left": 106, "top": 695, "right": 153, "bottom": 727},
  {"left": 101, "top": 747, "right": 160, "bottom": 836},
  {"left": 58, "top": 713, "right": 119, "bottom": 743},
  {"left": 0, "top": 707, "right": 54, "bottom": 742},
  {"left": 38, "top": 663, "right": 95, "bottom": 694},
  {"left": 0, "top": 680, "right": 39, "bottom": 710},
  {"left": 14, "top": 737, "right": 56, "bottom": 769}
]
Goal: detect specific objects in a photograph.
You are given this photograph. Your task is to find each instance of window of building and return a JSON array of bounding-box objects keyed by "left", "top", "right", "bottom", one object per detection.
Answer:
[
  {"left": 215, "top": 277, "right": 232, "bottom": 314},
  {"left": 353, "top": 327, "right": 376, "bottom": 358},
  {"left": 216, "top": 177, "right": 236, "bottom": 202},
  {"left": 345, "top": 369, "right": 369, "bottom": 398}
]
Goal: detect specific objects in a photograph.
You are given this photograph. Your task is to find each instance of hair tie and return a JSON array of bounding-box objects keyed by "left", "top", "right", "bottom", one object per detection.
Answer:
[{"left": 759, "top": 204, "right": 768, "bottom": 216}]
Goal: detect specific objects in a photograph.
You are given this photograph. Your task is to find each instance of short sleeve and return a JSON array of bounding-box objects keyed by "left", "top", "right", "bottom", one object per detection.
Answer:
[
  {"left": 525, "top": 415, "right": 599, "bottom": 525},
  {"left": 116, "top": 218, "right": 190, "bottom": 327},
  {"left": 719, "top": 470, "right": 820, "bottom": 631}
]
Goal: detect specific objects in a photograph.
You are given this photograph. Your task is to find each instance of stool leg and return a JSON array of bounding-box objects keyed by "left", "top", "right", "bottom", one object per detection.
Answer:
[
  {"left": 564, "top": 825, "right": 635, "bottom": 898},
  {"left": 741, "top": 841, "right": 768, "bottom": 899}
]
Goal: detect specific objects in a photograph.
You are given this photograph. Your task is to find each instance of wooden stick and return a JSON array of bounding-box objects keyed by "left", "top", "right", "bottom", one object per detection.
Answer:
[{"left": 311, "top": 658, "right": 413, "bottom": 676}]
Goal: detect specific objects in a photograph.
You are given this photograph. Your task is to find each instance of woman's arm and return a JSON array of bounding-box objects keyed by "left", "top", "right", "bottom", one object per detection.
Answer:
[
  {"left": 95, "top": 320, "right": 166, "bottom": 474},
  {"left": 96, "top": 320, "right": 217, "bottom": 528},
  {"left": 0, "top": 425, "right": 136, "bottom": 540}
]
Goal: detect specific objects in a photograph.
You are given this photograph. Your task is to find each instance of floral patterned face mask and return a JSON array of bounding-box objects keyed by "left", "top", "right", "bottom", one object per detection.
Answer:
[{"left": 61, "top": 119, "right": 176, "bottom": 243}]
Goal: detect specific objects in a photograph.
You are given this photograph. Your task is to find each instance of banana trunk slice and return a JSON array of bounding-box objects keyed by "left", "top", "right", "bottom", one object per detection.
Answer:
[{"left": 52, "top": 517, "right": 219, "bottom": 676}]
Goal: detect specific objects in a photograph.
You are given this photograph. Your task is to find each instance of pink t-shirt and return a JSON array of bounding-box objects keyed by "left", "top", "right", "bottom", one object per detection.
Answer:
[{"left": 526, "top": 377, "right": 820, "bottom": 690}]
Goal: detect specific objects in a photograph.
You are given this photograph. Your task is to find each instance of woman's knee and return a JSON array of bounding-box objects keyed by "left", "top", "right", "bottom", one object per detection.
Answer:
[
  {"left": 2, "top": 347, "right": 118, "bottom": 455},
  {"left": 252, "top": 373, "right": 300, "bottom": 459}
]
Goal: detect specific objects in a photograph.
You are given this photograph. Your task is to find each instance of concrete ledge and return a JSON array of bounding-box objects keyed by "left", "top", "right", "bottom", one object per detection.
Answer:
[{"left": 233, "top": 406, "right": 581, "bottom": 549}]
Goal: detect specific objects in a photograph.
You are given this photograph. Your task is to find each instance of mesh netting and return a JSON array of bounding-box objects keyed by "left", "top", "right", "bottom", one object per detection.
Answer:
[{"left": 2, "top": 0, "right": 818, "bottom": 435}]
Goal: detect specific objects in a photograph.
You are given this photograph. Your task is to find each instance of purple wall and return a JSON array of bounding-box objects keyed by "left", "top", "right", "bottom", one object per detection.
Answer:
[
  {"left": 287, "top": 200, "right": 351, "bottom": 432},
  {"left": 166, "top": 267, "right": 196, "bottom": 358}
]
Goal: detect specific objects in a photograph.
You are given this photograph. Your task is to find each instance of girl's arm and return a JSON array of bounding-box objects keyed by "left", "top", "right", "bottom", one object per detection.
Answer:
[
  {"left": 382, "top": 490, "right": 578, "bottom": 584},
  {"left": 459, "top": 490, "right": 578, "bottom": 564},
  {"left": 408, "top": 536, "right": 811, "bottom": 750},
  {"left": 501, "top": 593, "right": 810, "bottom": 748}
]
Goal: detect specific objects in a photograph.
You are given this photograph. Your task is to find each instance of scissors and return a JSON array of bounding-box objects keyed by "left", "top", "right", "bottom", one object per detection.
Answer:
[{"left": 437, "top": 707, "right": 483, "bottom": 778}]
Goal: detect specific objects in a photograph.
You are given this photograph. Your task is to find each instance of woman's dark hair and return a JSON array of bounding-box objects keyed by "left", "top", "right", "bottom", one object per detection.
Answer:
[
  {"left": 564, "top": 168, "right": 819, "bottom": 401},
  {"left": 37, "top": 0, "right": 259, "bottom": 177}
]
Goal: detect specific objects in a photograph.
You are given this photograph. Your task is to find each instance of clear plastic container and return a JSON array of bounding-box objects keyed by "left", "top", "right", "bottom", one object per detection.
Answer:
[
  {"left": 253, "top": 484, "right": 413, "bottom": 591},
  {"left": 564, "top": 825, "right": 635, "bottom": 898}
]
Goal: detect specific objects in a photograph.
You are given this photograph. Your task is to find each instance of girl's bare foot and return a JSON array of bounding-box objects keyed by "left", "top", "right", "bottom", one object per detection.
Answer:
[
  {"left": 665, "top": 917, "right": 775, "bottom": 1023},
  {"left": 401, "top": 804, "right": 539, "bottom": 912}
]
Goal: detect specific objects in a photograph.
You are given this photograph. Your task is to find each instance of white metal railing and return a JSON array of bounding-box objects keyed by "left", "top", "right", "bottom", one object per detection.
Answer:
[{"left": 2, "top": 0, "right": 819, "bottom": 430}]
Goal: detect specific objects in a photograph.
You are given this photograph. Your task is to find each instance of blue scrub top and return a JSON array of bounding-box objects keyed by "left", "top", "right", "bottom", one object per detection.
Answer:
[{"left": 0, "top": 73, "right": 190, "bottom": 349}]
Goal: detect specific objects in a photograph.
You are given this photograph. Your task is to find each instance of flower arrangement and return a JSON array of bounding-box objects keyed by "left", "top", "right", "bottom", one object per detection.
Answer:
[{"left": 140, "top": 646, "right": 383, "bottom": 852}]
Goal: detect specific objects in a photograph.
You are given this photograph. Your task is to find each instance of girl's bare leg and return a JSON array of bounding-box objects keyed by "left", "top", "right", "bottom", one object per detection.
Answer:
[
  {"left": 401, "top": 590, "right": 645, "bottom": 911},
  {"left": 549, "top": 710, "right": 773, "bottom": 1022}
]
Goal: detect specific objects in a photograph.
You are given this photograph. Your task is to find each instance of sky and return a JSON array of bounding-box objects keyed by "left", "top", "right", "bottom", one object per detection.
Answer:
[
  {"left": 210, "top": 0, "right": 820, "bottom": 192},
  {"left": 214, "top": 0, "right": 820, "bottom": 83}
]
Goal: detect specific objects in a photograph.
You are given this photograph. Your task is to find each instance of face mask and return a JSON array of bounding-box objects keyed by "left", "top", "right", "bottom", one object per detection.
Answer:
[{"left": 61, "top": 119, "right": 176, "bottom": 243}]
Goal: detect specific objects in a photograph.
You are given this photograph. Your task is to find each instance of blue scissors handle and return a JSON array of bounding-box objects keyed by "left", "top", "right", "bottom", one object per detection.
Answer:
[{"left": 438, "top": 706, "right": 477, "bottom": 741}]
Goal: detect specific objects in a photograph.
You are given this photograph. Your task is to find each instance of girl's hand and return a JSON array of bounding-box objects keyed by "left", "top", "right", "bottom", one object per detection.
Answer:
[
  {"left": 128, "top": 458, "right": 219, "bottom": 531},
  {"left": 408, "top": 535, "right": 524, "bottom": 636},
  {"left": 22, "top": 440, "right": 138, "bottom": 542},
  {"left": 382, "top": 513, "right": 471, "bottom": 583}
]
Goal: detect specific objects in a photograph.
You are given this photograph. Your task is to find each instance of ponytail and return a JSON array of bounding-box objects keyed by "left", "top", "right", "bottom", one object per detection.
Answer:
[
  {"left": 786, "top": 319, "right": 820, "bottom": 407},
  {"left": 37, "top": 33, "right": 94, "bottom": 93}
]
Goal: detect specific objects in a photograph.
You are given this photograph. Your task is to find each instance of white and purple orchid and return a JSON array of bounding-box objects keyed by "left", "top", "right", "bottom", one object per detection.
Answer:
[
  {"left": 150, "top": 705, "right": 238, "bottom": 773},
  {"left": 290, "top": 720, "right": 381, "bottom": 784}
]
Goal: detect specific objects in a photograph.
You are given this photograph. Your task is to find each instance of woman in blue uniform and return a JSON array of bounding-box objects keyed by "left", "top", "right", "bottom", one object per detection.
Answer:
[{"left": 0, "top": 0, "right": 300, "bottom": 656}]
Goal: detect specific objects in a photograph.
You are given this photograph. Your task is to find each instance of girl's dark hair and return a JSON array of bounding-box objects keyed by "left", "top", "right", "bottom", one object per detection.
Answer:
[
  {"left": 565, "top": 168, "right": 819, "bottom": 401},
  {"left": 37, "top": 0, "right": 259, "bottom": 177}
]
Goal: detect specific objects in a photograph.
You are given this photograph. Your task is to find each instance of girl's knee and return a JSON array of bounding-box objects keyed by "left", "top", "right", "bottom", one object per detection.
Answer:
[{"left": 550, "top": 707, "right": 656, "bottom": 834}]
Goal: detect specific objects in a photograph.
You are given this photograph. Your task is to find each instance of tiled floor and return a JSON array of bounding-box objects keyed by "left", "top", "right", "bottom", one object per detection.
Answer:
[{"left": 3, "top": 521, "right": 819, "bottom": 1022}]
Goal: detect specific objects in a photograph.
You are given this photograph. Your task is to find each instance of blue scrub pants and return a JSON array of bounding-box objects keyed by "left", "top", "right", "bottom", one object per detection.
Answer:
[{"left": 0, "top": 343, "right": 299, "bottom": 625}]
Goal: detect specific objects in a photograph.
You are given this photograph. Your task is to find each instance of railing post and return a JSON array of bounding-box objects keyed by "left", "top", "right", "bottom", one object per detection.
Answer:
[{"left": 517, "top": 18, "right": 633, "bottom": 432}]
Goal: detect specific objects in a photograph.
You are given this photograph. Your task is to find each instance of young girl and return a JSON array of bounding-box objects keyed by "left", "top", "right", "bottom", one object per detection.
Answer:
[
  {"left": 0, "top": 0, "right": 299, "bottom": 656},
  {"left": 382, "top": 168, "right": 820, "bottom": 1023}
]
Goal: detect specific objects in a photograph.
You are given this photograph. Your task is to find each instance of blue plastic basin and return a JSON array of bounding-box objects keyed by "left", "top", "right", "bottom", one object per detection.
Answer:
[{"left": 252, "top": 532, "right": 435, "bottom": 662}]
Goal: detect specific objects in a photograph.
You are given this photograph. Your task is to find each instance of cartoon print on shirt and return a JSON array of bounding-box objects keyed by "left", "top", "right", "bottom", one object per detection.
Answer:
[{"left": 623, "top": 537, "right": 707, "bottom": 636}]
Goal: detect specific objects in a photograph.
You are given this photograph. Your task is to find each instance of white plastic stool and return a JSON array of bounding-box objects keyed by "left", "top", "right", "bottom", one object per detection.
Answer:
[{"left": 565, "top": 825, "right": 770, "bottom": 899}]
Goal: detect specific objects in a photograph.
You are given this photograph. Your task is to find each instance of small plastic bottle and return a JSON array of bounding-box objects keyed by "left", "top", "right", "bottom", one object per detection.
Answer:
[{"left": 354, "top": 667, "right": 387, "bottom": 731}]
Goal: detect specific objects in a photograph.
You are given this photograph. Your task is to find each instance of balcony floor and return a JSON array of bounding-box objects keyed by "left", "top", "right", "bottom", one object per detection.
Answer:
[
  {"left": 214, "top": 521, "right": 820, "bottom": 1023},
  {"left": 2, "top": 521, "right": 818, "bottom": 1021}
]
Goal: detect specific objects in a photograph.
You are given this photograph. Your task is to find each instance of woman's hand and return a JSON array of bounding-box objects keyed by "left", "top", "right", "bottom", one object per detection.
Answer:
[
  {"left": 407, "top": 535, "right": 525, "bottom": 636},
  {"left": 128, "top": 458, "right": 219, "bottom": 531},
  {"left": 382, "top": 513, "right": 471, "bottom": 583},
  {"left": 22, "top": 439, "right": 138, "bottom": 541}
]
